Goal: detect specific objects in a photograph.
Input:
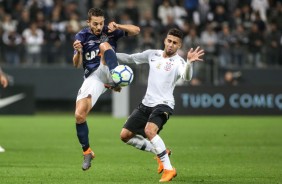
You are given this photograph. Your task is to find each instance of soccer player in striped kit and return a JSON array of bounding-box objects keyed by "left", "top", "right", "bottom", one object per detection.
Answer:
[
  {"left": 72, "top": 7, "right": 140, "bottom": 171},
  {"left": 116, "top": 28, "right": 205, "bottom": 182}
]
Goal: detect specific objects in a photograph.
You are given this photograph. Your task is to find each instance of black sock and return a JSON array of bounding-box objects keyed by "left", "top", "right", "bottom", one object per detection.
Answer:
[
  {"left": 76, "top": 122, "right": 90, "bottom": 151},
  {"left": 104, "top": 49, "right": 118, "bottom": 72}
]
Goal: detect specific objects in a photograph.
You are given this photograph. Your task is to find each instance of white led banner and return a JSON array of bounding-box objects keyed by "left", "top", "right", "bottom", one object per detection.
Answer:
[{"left": 130, "top": 85, "right": 282, "bottom": 115}]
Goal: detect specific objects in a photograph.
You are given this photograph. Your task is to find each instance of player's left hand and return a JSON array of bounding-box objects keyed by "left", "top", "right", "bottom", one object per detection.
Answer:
[
  {"left": 73, "top": 40, "right": 82, "bottom": 53},
  {"left": 187, "top": 46, "right": 205, "bottom": 63},
  {"left": 108, "top": 22, "right": 119, "bottom": 33}
]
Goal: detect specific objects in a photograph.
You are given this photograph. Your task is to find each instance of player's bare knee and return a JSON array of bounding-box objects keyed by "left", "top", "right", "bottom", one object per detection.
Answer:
[
  {"left": 75, "top": 112, "right": 86, "bottom": 123},
  {"left": 120, "top": 131, "right": 131, "bottom": 142},
  {"left": 99, "top": 42, "right": 111, "bottom": 52},
  {"left": 144, "top": 127, "right": 156, "bottom": 140},
  {"left": 120, "top": 128, "right": 133, "bottom": 143},
  {"left": 120, "top": 134, "right": 129, "bottom": 143}
]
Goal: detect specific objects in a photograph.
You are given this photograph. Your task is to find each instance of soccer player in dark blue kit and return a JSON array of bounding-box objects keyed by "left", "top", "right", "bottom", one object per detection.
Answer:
[{"left": 72, "top": 7, "right": 140, "bottom": 171}]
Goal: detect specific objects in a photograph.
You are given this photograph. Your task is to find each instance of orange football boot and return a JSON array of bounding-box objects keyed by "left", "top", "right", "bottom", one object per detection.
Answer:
[{"left": 159, "top": 167, "right": 177, "bottom": 182}]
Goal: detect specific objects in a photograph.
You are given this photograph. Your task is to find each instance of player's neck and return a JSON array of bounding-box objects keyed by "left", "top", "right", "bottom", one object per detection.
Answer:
[{"left": 163, "top": 52, "right": 177, "bottom": 58}]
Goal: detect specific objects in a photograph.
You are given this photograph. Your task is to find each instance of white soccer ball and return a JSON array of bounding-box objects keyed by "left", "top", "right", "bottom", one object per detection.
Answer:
[
  {"left": 111, "top": 65, "right": 134, "bottom": 87},
  {"left": 0, "top": 146, "right": 5, "bottom": 153}
]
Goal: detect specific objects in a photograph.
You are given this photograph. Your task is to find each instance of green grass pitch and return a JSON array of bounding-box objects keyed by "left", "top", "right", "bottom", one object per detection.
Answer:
[{"left": 0, "top": 114, "right": 282, "bottom": 184}]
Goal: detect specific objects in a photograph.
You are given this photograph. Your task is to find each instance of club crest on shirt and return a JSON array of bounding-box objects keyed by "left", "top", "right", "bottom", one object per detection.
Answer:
[
  {"left": 164, "top": 62, "right": 173, "bottom": 71},
  {"left": 156, "top": 63, "right": 162, "bottom": 69}
]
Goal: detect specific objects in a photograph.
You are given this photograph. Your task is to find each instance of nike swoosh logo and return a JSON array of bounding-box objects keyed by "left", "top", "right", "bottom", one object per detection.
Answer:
[{"left": 0, "top": 93, "right": 26, "bottom": 108}]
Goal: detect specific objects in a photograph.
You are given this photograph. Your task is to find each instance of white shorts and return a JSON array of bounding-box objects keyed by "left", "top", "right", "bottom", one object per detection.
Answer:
[{"left": 76, "top": 63, "right": 113, "bottom": 107}]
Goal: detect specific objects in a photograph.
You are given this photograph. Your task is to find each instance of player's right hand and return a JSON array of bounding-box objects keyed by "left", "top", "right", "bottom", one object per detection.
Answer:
[
  {"left": 108, "top": 22, "right": 119, "bottom": 33},
  {"left": 73, "top": 40, "right": 82, "bottom": 52}
]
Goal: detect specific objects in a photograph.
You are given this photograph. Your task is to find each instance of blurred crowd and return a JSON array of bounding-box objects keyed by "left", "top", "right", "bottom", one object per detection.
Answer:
[{"left": 0, "top": 0, "right": 282, "bottom": 85}]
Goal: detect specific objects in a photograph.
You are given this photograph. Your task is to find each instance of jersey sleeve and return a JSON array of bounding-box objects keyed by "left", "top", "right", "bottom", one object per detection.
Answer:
[
  {"left": 113, "top": 29, "right": 127, "bottom": 41},
  {"left": 117, "top": 50, "right": 153, "bottom": 65},
  {"left": 179, "top": 59, "right": 193, "bottom": 81},
  {"left": 74, "top": 32, "right": 84, "bottom": 42}
]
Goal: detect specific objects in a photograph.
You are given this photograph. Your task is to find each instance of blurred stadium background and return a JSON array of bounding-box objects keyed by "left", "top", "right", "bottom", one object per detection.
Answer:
[{"left": 0, "top": 0, "right": 282, "bottom": 115}]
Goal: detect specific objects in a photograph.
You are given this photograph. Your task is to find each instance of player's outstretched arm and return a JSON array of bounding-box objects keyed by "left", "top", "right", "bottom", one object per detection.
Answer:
[
  {"left": 187, "top": 46, "right": 205, "bottom": 63},
  {"left": 108, "top": 22, "right": 140, "bottom": 36},
  {"left": 117, "top": 50, "right": 152, "bottom": 65},
  {"left": 116, "top": 53, "right": 134, "bottom": 64}
]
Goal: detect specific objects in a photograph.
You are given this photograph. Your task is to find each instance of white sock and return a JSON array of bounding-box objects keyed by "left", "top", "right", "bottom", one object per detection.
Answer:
[
  {"left": 150, "top": 135, "right": 173, "bottom": 170},
  {"left": 126, "top": 135, "right": 157, "bottom": 154}
]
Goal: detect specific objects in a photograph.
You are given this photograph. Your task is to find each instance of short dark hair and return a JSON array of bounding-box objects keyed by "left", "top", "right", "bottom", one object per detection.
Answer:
[
  {"left": 167, "top": 28, "right": 184, "bottom": 40},
  {"left": 88, "top": 8, "right": 104, "bottom": 20}
]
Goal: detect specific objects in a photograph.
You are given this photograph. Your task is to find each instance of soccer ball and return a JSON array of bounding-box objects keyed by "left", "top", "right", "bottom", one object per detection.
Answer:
[{"left": 111, "top": 65, "right": 134, "bottom": 87}]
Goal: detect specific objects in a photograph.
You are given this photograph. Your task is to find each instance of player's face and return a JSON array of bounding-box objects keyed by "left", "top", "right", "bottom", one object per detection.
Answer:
[
  {"left": 163, "top": 35, "right": 182, "bottom": 57},
  {"left": 87, "top": 16, "right": 105, "bottom": 35}
]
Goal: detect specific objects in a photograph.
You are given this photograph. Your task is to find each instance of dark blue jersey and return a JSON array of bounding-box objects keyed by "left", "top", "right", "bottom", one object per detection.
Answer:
[{"left": 74, "top": 26, "right": 127, "bottom": 77}]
